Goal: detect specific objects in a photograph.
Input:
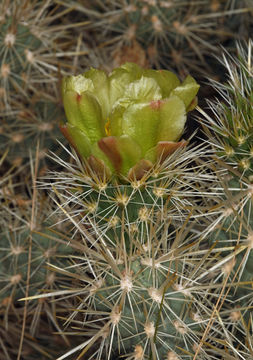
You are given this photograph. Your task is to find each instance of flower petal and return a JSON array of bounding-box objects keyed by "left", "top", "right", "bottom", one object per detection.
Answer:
[
  {"left": 156, "top": 140, "right": 188, "bottom": 162},
  {"left": 109, "top": 67, "right": 141, "bottom": 108},
  {"left": 171, "top": 75, "right": 200, "bottom": 110},
  {"left": 62, "top": 75, "right": 94, "bottom": 94},
  {"left": 98, "top": 136, "right": 122, "bottom": 173},
  {"left": 97, "top": 135, "right": 142, "bottom": 176},
  {"left": 121, "top": 102, "right": 160, "bottom": 156},
  {"left": 117, "top": 135, "right": 142, "bottom": 176},
  {"left": 156, "top": 95, "right": 186, "bottom": 142},
  {"left": 63, "top": 90, "right": 105, "bottom": 144},
  {"left": 117, "top": 62, "right": 144, "bottom": 78},
  {"left": 109, "top": 105, "right": 125, "bottom": 137},
  {"left": 84, "top": 68, "right": 110, "bottom": 118},
  {"left": 60, "top": 123, "right": 91, "bottom": 159},
  {"left": 121, "top": 76, "right": 162, "bottom": 105},
  {"left": 127, "top": 159, "right": 153, "bottom": 181},
  {"left": 91, "top": 140, "right": 115, "bottom": 174},
  {"left": 143, "top": 69, "right": 180, "bottom": 97}
]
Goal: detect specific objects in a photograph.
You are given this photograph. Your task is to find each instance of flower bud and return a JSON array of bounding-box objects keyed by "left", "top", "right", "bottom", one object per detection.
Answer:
[{"left": 62, "top": 63, "right": 199, "bottom": 179}]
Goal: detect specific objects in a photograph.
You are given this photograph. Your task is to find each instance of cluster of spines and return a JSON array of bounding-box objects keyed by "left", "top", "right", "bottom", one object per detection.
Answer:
[
  {"left": 25, "top": 138, "right": 249, "bottom": 359},
  {"left": 0, "top": 0, "right": 89, "bottom": 167},
  {"left": 0, "top": 158, "right": 80, "bottom": 359},
  {"left": 23, "top": 203, "right": 239, "bottom": 360},
  {"left": 64, "top": 0, "right": 252, "bottom": 77},
  {"left": 0, "top": 99, "right": 67, "bottom": 168},
  {"left": 197, "top": 40, "right": 253, "bottom": 357},
  {"left": 199, "top": 40, "right": 253, "bottom": 180},
  {"left": 40, "top": 40, "right": 253, "bottom": 359},
  {"left": 0, "top": 1, "right": 252, "bottom": 358}
]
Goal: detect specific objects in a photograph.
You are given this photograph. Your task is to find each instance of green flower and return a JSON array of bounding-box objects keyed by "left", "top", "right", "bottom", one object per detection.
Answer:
[{"left": 61, "top": 63, "right": 199, "bottom": 180}]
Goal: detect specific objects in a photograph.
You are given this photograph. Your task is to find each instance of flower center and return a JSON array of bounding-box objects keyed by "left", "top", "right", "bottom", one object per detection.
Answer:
[{"left": 105, "top": 118, "right": 111, "bottom": 136}]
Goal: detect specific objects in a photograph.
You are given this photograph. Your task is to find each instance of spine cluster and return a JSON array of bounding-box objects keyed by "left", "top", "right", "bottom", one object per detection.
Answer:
[{"left": 0, "top": 1, "right": 252, "bottom": 359}]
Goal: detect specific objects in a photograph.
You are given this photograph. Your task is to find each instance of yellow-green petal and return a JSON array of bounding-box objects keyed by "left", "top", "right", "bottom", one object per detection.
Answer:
[
  {"left": 118, "top": 62, "right": 144, "bottom": 78},
  {"left": 109, "top": 105, "right": 125, "bottom": 137},
  {"left": 91, "top": 141, "right": 115, "bottom": 174},
  {"left": 156, "top": 95, "right": 186, "bottom": 142},
  {"left": 143, "top": 69, "right": 180, "bottom": 97},
  {"left": 62, "top": 75, "right": 94, "bottom": 94},
  {"left": 123, "top": 76, "right": 162, "bottom": 104},
  {"left": 171, "top": 75, "right": 200, "bottom": 110},
  {"left": 63, "top": 90, "right": 86, "bottom": 134},
  {"left": 65, "top": 124, "right": 91, "bottom": 159},
  {"left": 109, "top": 68, "right": 139, "bottom": 107},
  {"left": 84, "top": 68, "right": 110, "bottom": 118},
  {"left": 117, "top": 135, "right": 142, "bottom": 176},
  {"left": 74, "top": 91, "right": 105, "bottom": 144},
  {"left": 121, "top": 102, "right": 160, "bottom": 156}
]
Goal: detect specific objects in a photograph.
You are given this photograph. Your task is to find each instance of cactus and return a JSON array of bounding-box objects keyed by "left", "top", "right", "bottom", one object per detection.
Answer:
[
  {"left": 197, "top": 40, "right": 253, "bottom": 356},
  {"left": 198, "top": 40, "right": 253, "bottom": 240},
  {"left": 0, "top": 99, "right": 67, "bottom": 167},
  {"left": 199, "top": 40, "right": 253, "bottom": 180},
  {"left": 52, "top": 62, "right": 209, "bottom": 248},
  {"left": 0, "top": 0, "right": 90, "bottom": 168},
  {"left": 0, "top": 157, "right": 75, "bottom": 343},
  {"left": 0, "top": 218, "right": 71, "bottom": 304},
  {"left": 1, "top": 1, "right": 252, "bottom": 357},
  {"left": 0, "top": 0, "right": 85, "bottom": 112},
  {"left": 62, "top": 0, "right": 252, "bottom": 77},
  {"left": 0, "top": 221, "right": 72, "bottom": 339},
  {"left": 26, "top": 216, "right": 232, "bottom": 360},
  {"left": 18, "top": 62, "right": 243, "bottom": 360}
]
